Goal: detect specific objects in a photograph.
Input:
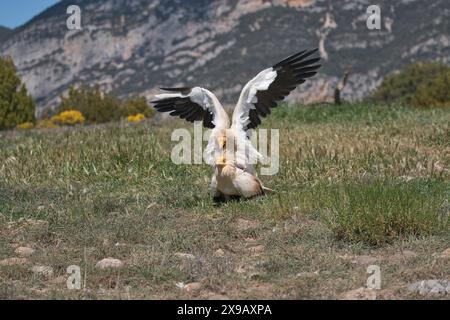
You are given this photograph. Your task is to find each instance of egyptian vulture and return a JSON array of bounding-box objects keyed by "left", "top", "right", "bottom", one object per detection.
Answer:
[{"left": 152, "top": 49, "right": 321, "bottom": 204}]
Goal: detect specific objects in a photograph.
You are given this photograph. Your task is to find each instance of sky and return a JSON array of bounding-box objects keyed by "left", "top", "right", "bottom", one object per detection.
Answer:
[{"left": 0, "top": 0, "right": 60, "bottom": 29}]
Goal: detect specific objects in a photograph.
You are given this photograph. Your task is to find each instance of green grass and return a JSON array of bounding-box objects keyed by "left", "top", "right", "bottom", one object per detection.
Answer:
[
  {"left": 0, "top": 103, "right": 449, "bottom": 299},
  {"left": 269, "top": 102, "right": 447, "bottom": 125},
  {"left": 322, "top": 179, "right": 449, "bottom": 246}
]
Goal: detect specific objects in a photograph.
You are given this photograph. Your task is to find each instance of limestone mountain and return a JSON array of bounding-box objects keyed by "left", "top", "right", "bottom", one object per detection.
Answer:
[{"left": 1, "top": 0, "right": 449, "bottom": 115}]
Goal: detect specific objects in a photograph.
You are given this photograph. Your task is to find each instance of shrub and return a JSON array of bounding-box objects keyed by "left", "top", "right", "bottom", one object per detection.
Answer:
[
  {"left": 413, "top": 71, "right": 450, "bottom": 108},
  {"left": 57, "top": 85, "right": 153, "bottom": 125},
  {"left": 0, "top": 56, "right": 36, "bottom": 130},
  {"left": 122, "top": 96, "right": 154, "bottom": 118},
  {"left": 58, "top": 85, "right": 122, "bottom": 124},
  {"left": 127, "top": 113, "right": 145, "bottom": 123},
  {"left": 372, "top": 62, "right": 450, "bottom": 108},
  {"left": 51, "top": 110, "right": 85, "bottom": 126}
]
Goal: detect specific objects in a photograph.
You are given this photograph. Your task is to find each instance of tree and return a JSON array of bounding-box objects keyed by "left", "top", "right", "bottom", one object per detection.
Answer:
[{"left": 0, "top": 56, "right": 36, "bottom": 130}]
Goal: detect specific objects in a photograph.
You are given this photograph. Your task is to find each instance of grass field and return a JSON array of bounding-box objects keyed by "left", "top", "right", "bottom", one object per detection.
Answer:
[{"left": 0, "top": 103, "right": 449, "bottom": 299}]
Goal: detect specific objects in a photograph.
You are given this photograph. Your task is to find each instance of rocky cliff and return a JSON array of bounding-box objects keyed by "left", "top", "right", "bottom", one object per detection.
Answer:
[{"left": 1, "top": 0, "right": 449, "bottom": 114}]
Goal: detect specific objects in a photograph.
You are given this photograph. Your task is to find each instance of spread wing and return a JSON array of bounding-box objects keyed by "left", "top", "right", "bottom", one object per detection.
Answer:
[
  {"left": 151, "top": 87, "right": 229, "bottom": 129},
  {"left": 232, "top": 49, "right": 321, "bottom": 131}
]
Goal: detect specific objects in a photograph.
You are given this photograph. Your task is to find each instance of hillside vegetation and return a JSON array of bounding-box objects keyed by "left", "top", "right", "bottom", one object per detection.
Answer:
[
  {"left": 0, "top": 103, "right": 449, "bottom": 299},
  {"left": 372, "top": 62, "right": 450, "bottom": 108},
  {"left": 0, "top": 56, "right": 35, "bottom": 130}
]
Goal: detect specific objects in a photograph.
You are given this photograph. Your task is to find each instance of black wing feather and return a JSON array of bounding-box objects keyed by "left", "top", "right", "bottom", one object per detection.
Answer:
[
  {"left": 152, "top": 88, "right": 215, "bottom": 128},
  {"left": 247, "top": 48, "right": 321, "bottom": 130}
]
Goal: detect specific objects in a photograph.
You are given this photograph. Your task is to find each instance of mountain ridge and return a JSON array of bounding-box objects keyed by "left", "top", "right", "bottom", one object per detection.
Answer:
[{"left": 1, "top": 0, "right": 449, "bottom": 115}]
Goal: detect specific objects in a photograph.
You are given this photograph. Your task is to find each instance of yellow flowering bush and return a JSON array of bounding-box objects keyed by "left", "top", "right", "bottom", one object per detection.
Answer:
[
  {"left": 51, "top": 110, "right": 85, "bottom": 126},
  {"left": 127, "top": 113, "right": 145, "bottom": 123},
  {"left": 17, "top": 122, "right": 34, "bottom": 130}
]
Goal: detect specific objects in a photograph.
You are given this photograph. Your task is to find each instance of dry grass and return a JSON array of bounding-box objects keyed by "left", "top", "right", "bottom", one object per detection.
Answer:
[{"left": 0, "top": 103, "right": 449, "bottom": 299}]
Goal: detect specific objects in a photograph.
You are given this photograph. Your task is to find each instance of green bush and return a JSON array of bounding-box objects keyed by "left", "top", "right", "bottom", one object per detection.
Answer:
[
  {"left": 413, "top": 70, "right": 450, "bottom": 108},
  {"left": 0, "top": 56, "right": 36, "bottom": 130},
  {"left": 57, "top": 86, "right": 153, "bottom": 124},
  {"left": 372, "top": 62, "right": 450, "bottom": 108},
  {"left": 58, "top": 84, "right": 122, "bottom": 124},
  {"left": 122, "top": 95, "right": 154, "bottom": 118}
]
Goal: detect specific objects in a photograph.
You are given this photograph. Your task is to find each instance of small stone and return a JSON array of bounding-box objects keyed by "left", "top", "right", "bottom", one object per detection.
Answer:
[
  {"left": 339, "top": 255, "right": 377, "bottom": 265},
  {"left": 390, "top": 250, "right": 418, "bottom": 263},
  {"left": 429, "top": 285, "right": 446, "bottom": 295},
  {"left": 208, "top": 294, "right": 229, "bottom": 300},
  {"left": 401, "top": 176, "right": 414, "bottom": 182},
  {"left": 31, "top": 265, "right": 54, "bottom": 278},
  {"left": 95, "top": 258, "right": 123, "bottom": 270},
  {"left": 296, "top": 270, "right": 320, "bottom": 277},
  {"left": 248, "top": 272, "right": 263, "bottom": 280},
  {"left": 15, "top": 247, "right": 35, "bottom": 257},
  {"left": 341, "top": 287, "right": 377, "bottom": 300},
  {"left": 247, "top": 245, "right": 265, "bottom": 254},
  {"left": 236, "top": 218, "right": 259, "bottom": 231},
  {"left": 175, "top": 282, "right": 186, "bottom": 289},
  {"left": 174, "top": 252, "right": 195, "bottom": 260},
  {"left": 214, "top": 249, "right": 225, "bottom": 257},
  {"left": 402, "top": 250, "right": 418, "bottom": 259},
  {"left": 0, "top": 257, "right": 28, "bottom": 266},
  {"left": 49, "top": 276, "right": 66, "bottom": 285},
  {"left": 244, "top": 237, "right": 259, "bottom": 244},
  {"left": 184, "top": 282, "right": 202, "bottom": 292},
  {"left": 355, "top": 255, "right": 377, "bottom": 265},
  {"left": 407, "top": 281, "right": 426, "bottom": 295},
  {"left": 439, "top": 248, "right": 450, "bottom": 259},
  {"left": 408, "top": 280, "right": 449, "bottom": 296}
]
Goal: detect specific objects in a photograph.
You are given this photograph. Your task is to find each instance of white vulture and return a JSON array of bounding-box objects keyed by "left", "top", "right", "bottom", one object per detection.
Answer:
[{"left": 151, "top": 49, "right": 321, "bottom": 204}]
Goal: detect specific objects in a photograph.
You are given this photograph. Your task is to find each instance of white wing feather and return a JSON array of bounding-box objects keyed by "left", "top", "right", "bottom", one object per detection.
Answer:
[
  {"left": 231, "top": 68, "right": 277, "bottom": 130},
  {"left": 223, "top": 68, "right": 277, "bottom": 168},
  {"left": 153, "top": 87, "right": 230, "bottom": 129}
]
